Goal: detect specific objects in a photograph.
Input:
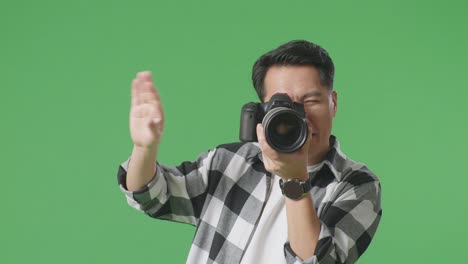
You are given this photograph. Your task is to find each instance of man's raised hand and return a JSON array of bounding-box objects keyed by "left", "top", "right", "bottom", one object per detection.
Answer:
[{"left": 129, "top": 71, "right": 164, "bottom": 150}]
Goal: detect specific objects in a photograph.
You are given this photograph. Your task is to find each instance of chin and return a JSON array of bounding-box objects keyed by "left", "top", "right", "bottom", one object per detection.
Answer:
[{"left": 308, "top": 134, "right": 328, "bottom": 150}]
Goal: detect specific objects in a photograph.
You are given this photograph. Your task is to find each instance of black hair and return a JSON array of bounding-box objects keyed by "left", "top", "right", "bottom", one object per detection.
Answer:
[{"left": 252, "top": 40, "right": 335, "bottom": 101}]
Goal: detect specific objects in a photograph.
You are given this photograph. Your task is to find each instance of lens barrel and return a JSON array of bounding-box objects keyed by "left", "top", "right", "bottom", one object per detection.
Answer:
[{"left": 262, "top": 107, "right": 308, "bottom": 153}]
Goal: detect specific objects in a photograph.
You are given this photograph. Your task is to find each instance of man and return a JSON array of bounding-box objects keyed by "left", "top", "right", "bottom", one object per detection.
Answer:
[{"left": 117, "top": 40, "right": 382, "bottom": 264}]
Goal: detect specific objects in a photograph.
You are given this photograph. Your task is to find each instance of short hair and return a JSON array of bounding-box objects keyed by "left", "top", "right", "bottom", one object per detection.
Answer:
[{"left": 252, "top": 40, "right": 335, "bottom": 101}]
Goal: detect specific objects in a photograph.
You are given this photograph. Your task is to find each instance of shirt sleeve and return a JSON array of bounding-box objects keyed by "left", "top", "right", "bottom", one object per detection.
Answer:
[
  {"left": 283, "top": 177, "right": 382, "bottom": 264},
  {"left": 116, "top": 148, "right": 218, "bottom": 226}
]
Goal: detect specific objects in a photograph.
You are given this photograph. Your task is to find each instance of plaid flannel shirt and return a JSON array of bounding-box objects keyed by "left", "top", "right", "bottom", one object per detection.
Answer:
[{"left": 117, "top": 135, "right": 382, "bottom": 264}]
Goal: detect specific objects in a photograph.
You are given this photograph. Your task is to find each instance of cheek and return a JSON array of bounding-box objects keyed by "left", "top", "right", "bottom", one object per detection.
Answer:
[{"left": 305, "top": 106, "right": 332, "bottom": 128}]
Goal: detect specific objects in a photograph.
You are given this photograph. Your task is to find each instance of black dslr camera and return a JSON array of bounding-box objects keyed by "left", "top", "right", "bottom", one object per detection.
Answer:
[{"left": 239, "top": 93, "right": 308, "bottom": 153}]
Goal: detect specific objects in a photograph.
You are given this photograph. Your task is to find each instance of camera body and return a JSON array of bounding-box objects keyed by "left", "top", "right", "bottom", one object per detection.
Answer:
[{"left": 239, "top": 93, "right": 308, "bottom": 153}]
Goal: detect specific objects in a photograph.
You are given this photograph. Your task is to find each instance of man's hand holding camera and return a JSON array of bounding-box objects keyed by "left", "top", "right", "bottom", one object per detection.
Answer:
[
  {"left": 256, "top": 123, "right": 312, "bottom": 181},
  {"left": 240, "top": 93, "right": 313, "bottom": 181}
]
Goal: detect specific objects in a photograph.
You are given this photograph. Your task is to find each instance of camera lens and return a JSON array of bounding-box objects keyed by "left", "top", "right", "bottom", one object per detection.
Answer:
[{"left": 262, "top": 107, "right": 308, "bottom": 153}]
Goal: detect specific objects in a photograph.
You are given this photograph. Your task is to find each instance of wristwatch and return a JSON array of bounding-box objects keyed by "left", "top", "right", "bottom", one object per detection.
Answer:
[{"left": 279, "top": 177, "right": 312, "bottom": 200}]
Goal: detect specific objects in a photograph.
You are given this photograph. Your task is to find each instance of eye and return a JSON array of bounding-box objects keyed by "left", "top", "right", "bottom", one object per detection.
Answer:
[{"left": 304, "top": 99, "right": 320, "bottom": 104}]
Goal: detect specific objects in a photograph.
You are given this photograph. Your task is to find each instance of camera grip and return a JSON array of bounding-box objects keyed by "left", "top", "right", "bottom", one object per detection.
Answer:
[{"left": 239, "top": 102, "right": 259, "bottom": 142}]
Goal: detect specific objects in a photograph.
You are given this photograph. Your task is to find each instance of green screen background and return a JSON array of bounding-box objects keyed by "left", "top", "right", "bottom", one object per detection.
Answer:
[{"left": 2, "top": 0, "right": 467, "bottom": 263}]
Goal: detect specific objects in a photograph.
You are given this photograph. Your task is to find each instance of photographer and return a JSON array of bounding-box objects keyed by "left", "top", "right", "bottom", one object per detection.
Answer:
[{"left": 117, "top": 40, "right": 382, "bottom": 264}]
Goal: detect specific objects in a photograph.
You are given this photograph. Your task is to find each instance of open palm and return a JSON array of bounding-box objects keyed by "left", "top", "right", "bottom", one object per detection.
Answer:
[{"left": 129, "top": 71, "right": 164, "bottom": 149}]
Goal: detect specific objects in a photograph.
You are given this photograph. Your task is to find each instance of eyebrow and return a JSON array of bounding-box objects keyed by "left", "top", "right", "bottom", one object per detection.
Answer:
[{"left": 301, "top": 91, "right": 322, "bottom": 100}]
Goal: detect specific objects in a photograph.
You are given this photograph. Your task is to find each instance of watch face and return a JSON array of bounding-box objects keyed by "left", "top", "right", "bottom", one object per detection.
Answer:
[{"left": 283, "top": 180, "right": 304, "bottom": 200}]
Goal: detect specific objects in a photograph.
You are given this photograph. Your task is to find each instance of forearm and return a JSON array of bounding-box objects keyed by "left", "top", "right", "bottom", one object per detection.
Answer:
[
  {"left": 285, "top": 191, "right": 321, "bottom": 261},
  {"left": 126, "top": 145, "right": 158, "bottom": 191}
]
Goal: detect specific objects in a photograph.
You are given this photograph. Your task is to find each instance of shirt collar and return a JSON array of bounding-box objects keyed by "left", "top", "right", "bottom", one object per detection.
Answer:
[
  {"left": 322, "top": 135, "right": 348, "bottom": 181},
  {"left": 253, "top": 134, "right": 348, "bottom": 181}
]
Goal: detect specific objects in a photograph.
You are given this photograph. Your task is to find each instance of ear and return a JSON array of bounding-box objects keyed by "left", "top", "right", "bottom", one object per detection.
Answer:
[{"left": 331, "top": 90, "right": 338, "bottom": 117}]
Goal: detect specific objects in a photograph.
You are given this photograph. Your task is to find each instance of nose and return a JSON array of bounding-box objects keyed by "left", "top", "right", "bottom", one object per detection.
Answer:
[{"left": 283, "top": 92, "right": 300, "bottom": 103}]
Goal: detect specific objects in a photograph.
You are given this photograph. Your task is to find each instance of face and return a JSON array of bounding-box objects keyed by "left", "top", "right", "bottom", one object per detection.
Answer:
[{"left": 263, "top": 65, "right": 338, "bottom": 163}]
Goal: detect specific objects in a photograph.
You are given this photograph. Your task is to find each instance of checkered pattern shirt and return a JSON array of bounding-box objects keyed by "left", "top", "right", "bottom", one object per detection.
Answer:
[{"left": 117, "top": 135, "right": 382, "bottom": 264}]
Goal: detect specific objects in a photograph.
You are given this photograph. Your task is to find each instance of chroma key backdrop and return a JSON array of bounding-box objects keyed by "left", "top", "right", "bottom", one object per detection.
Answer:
[{"left": 2, "top": 0, "right": 467, "bottom": 263}]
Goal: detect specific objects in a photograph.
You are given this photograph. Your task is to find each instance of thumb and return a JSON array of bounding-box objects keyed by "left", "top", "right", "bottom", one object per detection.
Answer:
[
  {"left": 149, "top": 118, "right": 163, "bottom": 133},
  {"left": 256, "top": 123, "right": 266, "bottom": 142},
  {"left": 151, "top": 118, "right": 161, "bottom": 123}
]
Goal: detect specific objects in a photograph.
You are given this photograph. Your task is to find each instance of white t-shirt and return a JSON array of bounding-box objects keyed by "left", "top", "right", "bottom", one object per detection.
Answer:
[{"left": 240, "top": 163, "right": 324, "bottom": 264}]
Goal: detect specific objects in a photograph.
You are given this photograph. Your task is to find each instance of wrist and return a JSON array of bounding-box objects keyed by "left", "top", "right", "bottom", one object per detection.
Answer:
[
  {"left": 132, "top": 145, "right": 158, "bottom": 163},
  {"left": 133, "top": 144, "right": 158, "bottom": 154},
  {"left": 279, "top": 176, "right": 312, "bottom": 200},
  {"left": 295, "top": 173, "right": 309, "bottom": 181},
  {"left": 282, "top": 169, "right": 308, "bottom": 181}
]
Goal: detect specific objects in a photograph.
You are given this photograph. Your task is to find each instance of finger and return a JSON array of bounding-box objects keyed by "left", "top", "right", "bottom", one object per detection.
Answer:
[
  {"left": 148, "top": 117, "right": 164, "bottom": 134},
  {"left": 143, "top": 81, "right": 161, "bottom": 100},
  {"left": 134, "top": 71, "right": 145, "bottom": 92},
  {"left": 256, "top": 124, "right": 278, "bottom": 159},
  {"left": 256, "top": 123, "right": 265, "bottom": 146},
  {"left": 137, "top": 70, "right": 153, "bottom": 83},
  {"left": 139, "top": 81, "right": 157, "bottom": 97},
  {"left": 138, "top": 72, "right": 154, "bottom": 92},
  {"left": 132, "top": 71, "right": 155, "bottom": 101},
  {"left": 130, "top": 79, "right": 163, "bottom": 111},
  {"left": 131, "top": 79, "right": 141, "bottom": 106},
  {"left": 135, "top": 82, "right": 160, "bottom": 106},
  {"left": 132, "top": 72, "right": 146, "bottom": 105},
  {"left": 147, "top": 98, "right": 164, "bottom": 130},
  {"left": 137, "top": 73, "right": 161, "bottom": 101},
  {"left": 146, "top": 94, "right": 165, "bottom": 127},
  {"left": 140, "top": 81, "right": 164, "bottom": 122}
]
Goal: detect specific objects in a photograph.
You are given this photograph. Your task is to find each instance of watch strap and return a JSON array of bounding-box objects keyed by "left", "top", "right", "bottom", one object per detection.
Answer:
[{"left": 279, "top": 177, "right": 312, "bottom": 200}]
